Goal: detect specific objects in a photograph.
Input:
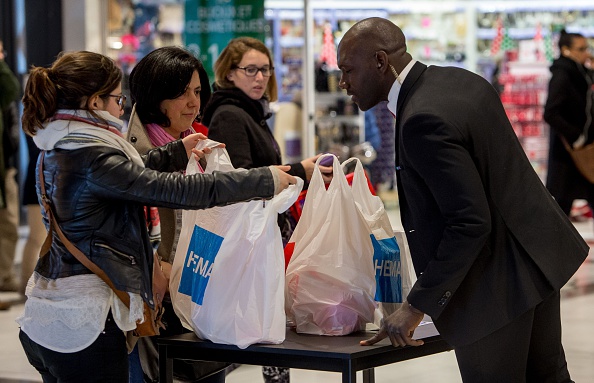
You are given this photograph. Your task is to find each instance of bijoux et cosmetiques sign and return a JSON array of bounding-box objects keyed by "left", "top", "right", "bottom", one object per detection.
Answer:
[{"left": 184, "top": 0, "right": 266, "bottom": 80}]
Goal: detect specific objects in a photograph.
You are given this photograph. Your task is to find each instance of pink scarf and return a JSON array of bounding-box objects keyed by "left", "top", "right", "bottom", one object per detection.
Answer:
[
  {"left": 145, "top": 123, "right": 203, "bottom": 173},
  {"left": 142, "top": 123, "right": 194, "bottom": 250},
  {"left": 145, "top": 123, "right": 193, "bottom": 147}
]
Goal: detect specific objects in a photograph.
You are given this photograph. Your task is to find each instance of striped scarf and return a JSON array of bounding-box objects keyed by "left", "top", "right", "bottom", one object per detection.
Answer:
[{"left": 33, "top": 109, "right": 143, "bottom": 167}]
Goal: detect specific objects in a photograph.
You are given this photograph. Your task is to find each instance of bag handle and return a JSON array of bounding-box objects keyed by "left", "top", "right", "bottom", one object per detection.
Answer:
[
  {"left": 341, "top": 157, "right": 374, "bottom": 196},
  {"left": 37, "top": 151, "right": 133, "bottom": 308},
  {"left": 311, "top": 154, "right": 350, "bottom": 193},
  {"left": 192, "top": 138, "right": 234, "bottom": 174}
]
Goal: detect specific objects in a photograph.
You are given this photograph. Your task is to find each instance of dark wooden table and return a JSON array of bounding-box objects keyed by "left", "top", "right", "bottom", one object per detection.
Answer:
[{"left": 157, "top": 321, "right": 452, "bottom": 383}]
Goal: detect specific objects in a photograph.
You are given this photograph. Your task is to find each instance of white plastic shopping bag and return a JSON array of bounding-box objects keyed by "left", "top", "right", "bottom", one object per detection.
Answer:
[
  {"left": 285, "top": 154, "right": 377, "bottom": 335},
  {"left": 169, "top": 139, "right": 303, "bottom": 349},
  {"left": 342, "top": 158, "right": 416, "bottom": 318}
]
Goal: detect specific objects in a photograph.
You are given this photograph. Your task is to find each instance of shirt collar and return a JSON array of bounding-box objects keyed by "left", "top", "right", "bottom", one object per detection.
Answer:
[{"left": 387, "top": 59, "right": 416, "bottom": 117}]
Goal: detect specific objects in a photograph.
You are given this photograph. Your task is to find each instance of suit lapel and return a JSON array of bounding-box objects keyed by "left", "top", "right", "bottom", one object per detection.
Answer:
[{"left": 395, "top": 62, "right": 428, "bottom": 168}]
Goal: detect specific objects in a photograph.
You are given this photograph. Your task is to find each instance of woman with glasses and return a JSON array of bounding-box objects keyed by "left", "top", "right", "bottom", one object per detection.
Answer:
[
  {"left": 544, "top": 29, "right": 594, "bottom": 218},
  {"left": 126, "top": 46, "right": 228, "bottom": 383},
  {"left": 202, "top": 37, "right": 331, "bottom": 233},
  {"left": 17, "top": 50, "right": 296, "bottom": 383},
  {"left": 202, "top": 36, "right": 329, "bottom": 383}
]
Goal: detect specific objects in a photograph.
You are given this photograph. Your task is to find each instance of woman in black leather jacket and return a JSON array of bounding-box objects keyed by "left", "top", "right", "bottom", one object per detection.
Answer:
[{"left": 17, "top": 50, "right": 295, "bottom": 383}]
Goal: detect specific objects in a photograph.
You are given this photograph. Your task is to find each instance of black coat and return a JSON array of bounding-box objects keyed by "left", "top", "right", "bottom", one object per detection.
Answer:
[
  {"left": 203, "top": 88, "right": 308, "bottom": 241},
  {"left": 395, "top": 62, "right": 588, "bottom": 347},
  {"left": 544, "top": 56, "right": 594, "bottom": 200},
  {"left": 202, "top": 88, "right": 306, "bottom": 181}
]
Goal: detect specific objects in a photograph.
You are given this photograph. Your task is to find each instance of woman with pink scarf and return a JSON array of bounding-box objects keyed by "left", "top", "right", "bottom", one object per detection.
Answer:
[{"left": 126, "top": 46, "right": 227, "bottom": 383}]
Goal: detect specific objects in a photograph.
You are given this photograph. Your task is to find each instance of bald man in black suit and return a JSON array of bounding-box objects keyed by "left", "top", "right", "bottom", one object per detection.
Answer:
[{"left": 337, "top": 17, "right": 587, "bottom": 382}]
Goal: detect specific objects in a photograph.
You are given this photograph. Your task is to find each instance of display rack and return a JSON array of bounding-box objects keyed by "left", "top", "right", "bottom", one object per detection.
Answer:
[
  {"left": 101, "top": 0, "right": 594, "bottom": 158},
  {"left": 314, "top": 91, "right": 364, "bottom": 155},
  {"left": 265, "top": 4, "right": 472, "bottom": 155},
  {"left": 498, "top": 61, "right": 551, "bottom": 183}
]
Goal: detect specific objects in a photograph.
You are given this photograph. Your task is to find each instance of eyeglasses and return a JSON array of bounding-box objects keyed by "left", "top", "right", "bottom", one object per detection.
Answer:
[
  {"left": 106, "top": 94, "right": 127, "bottom": 111},
  {"left": 235, "top": 65, "right": 274, "bottom": 77}
]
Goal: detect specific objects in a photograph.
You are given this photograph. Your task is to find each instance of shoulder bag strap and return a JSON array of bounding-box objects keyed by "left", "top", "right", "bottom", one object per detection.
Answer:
[{"left": 37, "top": 151, "right": 132, "bottom": 308}]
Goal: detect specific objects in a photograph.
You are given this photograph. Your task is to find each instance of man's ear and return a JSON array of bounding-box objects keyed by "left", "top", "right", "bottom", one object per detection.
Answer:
[{"left": 374, "top": 50, "right": 389, "bottom": 71}]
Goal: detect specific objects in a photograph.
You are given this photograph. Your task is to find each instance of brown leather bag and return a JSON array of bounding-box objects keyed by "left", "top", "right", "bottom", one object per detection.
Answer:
[
  {"left": 561, "top": 137, "right": 594, "bottom": 184},
  {"left": 37, "top": 151, "right": 167, "bottom": 337}
]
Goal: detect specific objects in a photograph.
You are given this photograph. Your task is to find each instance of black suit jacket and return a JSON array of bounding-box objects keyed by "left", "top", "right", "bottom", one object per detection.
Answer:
[{"left": 395, "top": 62, "right": 589, "bottom": 346}]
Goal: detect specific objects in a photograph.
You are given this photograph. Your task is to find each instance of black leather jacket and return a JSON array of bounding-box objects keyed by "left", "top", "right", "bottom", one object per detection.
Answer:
[{"left": 36, "top": 140, "right": 274, "bottom": 307}]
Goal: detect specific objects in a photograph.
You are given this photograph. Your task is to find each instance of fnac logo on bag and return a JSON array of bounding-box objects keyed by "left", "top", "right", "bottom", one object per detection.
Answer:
[
  {"left": 178, "top": 225, "right": 223, "bottom": 305},
  {"left": 371, "top": 235, "right": 403, "bottom": 303}
]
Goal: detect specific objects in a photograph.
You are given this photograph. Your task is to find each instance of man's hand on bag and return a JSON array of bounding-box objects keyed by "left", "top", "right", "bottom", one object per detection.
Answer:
[{"left": 361, "top": 301, "right": 425, "bottom": 348}]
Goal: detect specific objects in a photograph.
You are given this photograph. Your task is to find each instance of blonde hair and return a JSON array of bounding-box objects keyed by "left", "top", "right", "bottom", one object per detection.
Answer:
[
  {"left": 214, "top": 37, "right": 278, "bottom": 102},
  {"left": 22, "top": 51, "right": 122, "bottom": 136}
]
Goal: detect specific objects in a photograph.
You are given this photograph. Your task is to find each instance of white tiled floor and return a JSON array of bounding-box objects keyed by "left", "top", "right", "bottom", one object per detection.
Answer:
[{"left": 1, "top": 215, "right": 593, "bottom": 382}]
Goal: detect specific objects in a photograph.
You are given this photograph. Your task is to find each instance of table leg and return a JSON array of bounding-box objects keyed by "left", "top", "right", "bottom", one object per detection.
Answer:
[
  {"left": 363, "top": 368, "right": 375, "bottom": 383},
  {"left": 342, "top": 360, "right": 356, "bottom": 383},
  {"left": 158, "top": 344, "right": 173, "bottom": 383}
]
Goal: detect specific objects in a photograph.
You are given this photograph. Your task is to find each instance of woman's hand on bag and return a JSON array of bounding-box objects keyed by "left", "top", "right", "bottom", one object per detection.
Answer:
[
  {"left": 300, "top": 154, "right": 319, "bottom": 181},
  {"left": 182, "top": 133, "right": 206, "bottom": 158},
  {"left": 182, "top": 133, "right": 226, "bottom": 160},
  {"left": 271, "top": 165, "right": 297, "bottom": 194},
  {"left": 301, "top": 154, "right": 333, "bottom": 182},
  {"left": 360, "top": 301, "right": 425, "bottom": 348}
]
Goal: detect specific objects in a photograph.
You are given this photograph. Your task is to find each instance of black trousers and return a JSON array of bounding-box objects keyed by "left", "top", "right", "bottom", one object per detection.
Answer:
[
  {"left": 454, "top": 291, "right": 573, "bottom": 383},
  {"left": 20, "top": 312, "right": 128, "bottom": 383}
]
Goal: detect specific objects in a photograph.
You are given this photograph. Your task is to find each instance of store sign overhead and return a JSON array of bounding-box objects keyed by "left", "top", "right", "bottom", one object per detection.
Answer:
[{"left": 184, "top": 0, "right": 266, "bottom": 79}]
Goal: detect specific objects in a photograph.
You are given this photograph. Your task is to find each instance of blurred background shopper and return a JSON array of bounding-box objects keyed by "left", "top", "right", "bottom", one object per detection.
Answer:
[
  {"left": 544, "top": 29, "right": 594, "bottom": 217},
  {"left": 0, "top": 38, "right": 21, "bottom": 306}
]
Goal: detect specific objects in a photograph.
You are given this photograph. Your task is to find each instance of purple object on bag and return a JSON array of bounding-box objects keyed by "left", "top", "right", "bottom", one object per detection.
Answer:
[{"left": 319, "top": 155, "right": 335, "bottom": 166}]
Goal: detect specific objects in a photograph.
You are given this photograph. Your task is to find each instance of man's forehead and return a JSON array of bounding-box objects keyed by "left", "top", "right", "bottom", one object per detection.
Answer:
[{"left": 337, "top": 39, "right": 358, "bottom": 64}]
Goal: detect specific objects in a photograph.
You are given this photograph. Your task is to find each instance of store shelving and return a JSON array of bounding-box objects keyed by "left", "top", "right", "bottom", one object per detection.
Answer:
[
  {"left": 498, "top": 61, "right": 551, "bottom": 182},
  {"left": 101, "top": 0, "right": 594, "bottom": 158},
  {"left": 265, "top": 3, "right": 472, "bottom": 154}
]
